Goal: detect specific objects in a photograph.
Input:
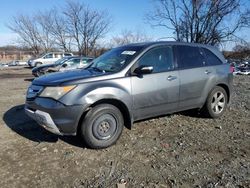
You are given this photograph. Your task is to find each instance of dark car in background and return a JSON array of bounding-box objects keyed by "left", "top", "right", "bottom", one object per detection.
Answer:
[
  {"left": 25, "top": 41, "right": 233, "bottom": 149},
  {"left": 32, "top": 56, "right": 94, "bottom": 77}
]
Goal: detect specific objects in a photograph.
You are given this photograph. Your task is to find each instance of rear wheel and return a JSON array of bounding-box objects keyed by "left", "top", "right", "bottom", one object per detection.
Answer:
[
  {"left": 202, "top": 86, "right": 228, "bottom": 118},
  {"left": 80, "top": 104, "right": 124, "bottom": 149}
]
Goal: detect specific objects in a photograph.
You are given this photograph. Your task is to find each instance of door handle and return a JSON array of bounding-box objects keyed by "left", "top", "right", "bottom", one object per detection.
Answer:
[
  {"left": 205, "top": 70, "right": 212, "bottom": 74},
  {"left": 167, "top": 75, "right": 177, "bottom": 81}
]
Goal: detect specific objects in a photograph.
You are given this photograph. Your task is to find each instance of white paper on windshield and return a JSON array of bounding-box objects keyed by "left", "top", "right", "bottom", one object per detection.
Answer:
[{"left": 121, "top": 51, "right": 136, "bottom": 55}]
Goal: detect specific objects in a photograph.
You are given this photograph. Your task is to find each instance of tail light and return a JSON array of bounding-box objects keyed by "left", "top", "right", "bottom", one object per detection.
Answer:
[{"left": 230, "top": 65, "right": 234, "bottom": 73}]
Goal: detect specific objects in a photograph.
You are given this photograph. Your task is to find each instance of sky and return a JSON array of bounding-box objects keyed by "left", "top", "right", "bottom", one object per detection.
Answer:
[
  {"left": 0, "top": 0, "right": 249, "bottom": 50},
  {"left": 0, "top": 0, "right": 171, "bottom": 46}
]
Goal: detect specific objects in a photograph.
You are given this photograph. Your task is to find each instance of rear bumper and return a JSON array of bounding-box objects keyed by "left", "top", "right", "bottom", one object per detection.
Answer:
[
  {"left": 28, "top": 60, "right": 36, "bottom": 67},
  {"left": 25, "top": 97, "right": 85, "bottom": 135}
]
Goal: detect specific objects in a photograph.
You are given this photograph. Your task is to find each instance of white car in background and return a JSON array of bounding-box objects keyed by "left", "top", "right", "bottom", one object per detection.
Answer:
[
  {"left": 234, "top": 66, "right": 250, "bottom": 75},
  {"left": 17, "top": 61, "right": 28, "bottom": 66},
  {"left": 28, "top": 52, "right": 74, "bottom": 67},
  {"left": 0, "top": 63, "right": 8, "bottom": 68},
  {"left": 7, "top": 60, "right": 28, "bottom": 66},
  {"left": 238, "top": 68, "right": 250, "bottom": 75}
]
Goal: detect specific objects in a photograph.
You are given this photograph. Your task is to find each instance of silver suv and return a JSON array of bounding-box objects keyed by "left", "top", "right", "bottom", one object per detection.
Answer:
[
  {"left": 28, "top": 52, "right": 74, "bottom": 67},
  {"left": 25, "top": 42, "right": 233, "bottom": 149}
]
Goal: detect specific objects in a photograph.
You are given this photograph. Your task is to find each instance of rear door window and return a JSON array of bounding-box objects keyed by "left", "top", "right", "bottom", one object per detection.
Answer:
[
  {"left": 137, "top": 46, "right": 174, "bottom": 73},
  {"left": 202, "top": 48, "right": 223, "bottom": 66},
  {"left": 176, "top": 45, "right": 205, "bottom": 69}
]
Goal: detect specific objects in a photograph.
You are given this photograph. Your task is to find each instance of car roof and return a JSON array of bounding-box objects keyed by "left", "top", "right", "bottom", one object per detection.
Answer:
[
  {"left": 121, "top": 41, "right": 215, "bottom": 49},
  {"left": 120, "top": 41, "right": 225, "bottom": 63}
]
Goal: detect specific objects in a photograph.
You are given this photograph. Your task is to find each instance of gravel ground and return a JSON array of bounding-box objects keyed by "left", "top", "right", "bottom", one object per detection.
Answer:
[{"left": 0, "top": 67, "right": 249, "bottom": 188}]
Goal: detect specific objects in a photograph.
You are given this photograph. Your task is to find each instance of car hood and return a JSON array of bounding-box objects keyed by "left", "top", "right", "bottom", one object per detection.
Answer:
[
  {"left": 32, "top": 63, "right": 58, "bottom": 71},
  {"left": 32, "top": 68, "right": 106, "bottom": 86}
]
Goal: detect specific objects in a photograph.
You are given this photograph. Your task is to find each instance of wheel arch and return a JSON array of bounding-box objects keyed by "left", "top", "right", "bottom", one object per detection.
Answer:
[
  {"left": 216, "top": 83, "right": 230, "bottom": 103},
  {"left": 35, "top": 61, "right": 43, "bottom": 66},
  {"left": 77, "top": 98, "right": 132, "bottom": 135}
]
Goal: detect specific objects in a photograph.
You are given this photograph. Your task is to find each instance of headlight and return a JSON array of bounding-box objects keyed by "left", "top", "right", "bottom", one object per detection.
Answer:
[{"left": 39, "top": 85, "right": 76, "bottom": 100}]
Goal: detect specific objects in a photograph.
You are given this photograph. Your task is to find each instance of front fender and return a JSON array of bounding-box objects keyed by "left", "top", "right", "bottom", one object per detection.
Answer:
[{"left": 60, "top": 77, "right": 132, "bottom": 113}]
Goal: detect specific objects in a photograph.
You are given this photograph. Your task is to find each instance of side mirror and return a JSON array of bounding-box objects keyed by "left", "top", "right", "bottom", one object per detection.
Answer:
[
  {"left": 134, "top": 65, "right": 153, "bottom": 75},
  {"left": 62, "top": 63, "right": 67, "bottom": 68}
]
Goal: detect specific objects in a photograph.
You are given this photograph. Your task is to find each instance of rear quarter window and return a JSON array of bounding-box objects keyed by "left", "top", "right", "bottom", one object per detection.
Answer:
[
  {"left": 54, "top": 53, "right": 62, "bottom": 58},
  {"left": 176, "top": 45, "right": 205, "bottom": 69},
  {"left": 202, "top": 48, "right": 223, "bottom": 66}
]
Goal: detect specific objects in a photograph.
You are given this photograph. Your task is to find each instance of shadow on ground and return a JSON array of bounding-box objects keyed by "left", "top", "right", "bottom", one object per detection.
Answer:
[
  {"left": 24, "top": 66, "right": 32, "bottom": 69},
  {"left": 24, "top": 78, "right": 34, "bottom": 82},
  {"left": 3, "top": 104, "right": 85, "bottom": 148}
]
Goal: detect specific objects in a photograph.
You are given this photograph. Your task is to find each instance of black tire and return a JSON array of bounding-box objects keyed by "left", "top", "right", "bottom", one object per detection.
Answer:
[
  {"left": 202, "top": 86, "right": 228, "bottom": 118},
  {"left": 80, "top": 104, "right": 124, "bottom": 149}
]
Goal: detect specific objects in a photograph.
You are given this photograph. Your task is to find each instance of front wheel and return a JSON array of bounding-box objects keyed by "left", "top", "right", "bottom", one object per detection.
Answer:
[
  {"left": 35, "top": 62, "right": 42, "bottom": 67},
  {"left": 80, "top": 104, "right": 124, "bottom": 149},
  {"left": 202, "top": 86, "right": 228, "bottom": 118}
]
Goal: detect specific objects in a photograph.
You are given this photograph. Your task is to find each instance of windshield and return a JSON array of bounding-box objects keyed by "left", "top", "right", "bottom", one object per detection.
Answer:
[
  {"left": 88, "top": 46, "right": 143, "bottom": 73},
  {"left": 54, "top": 57, "right": 71, "bottom": 65}
]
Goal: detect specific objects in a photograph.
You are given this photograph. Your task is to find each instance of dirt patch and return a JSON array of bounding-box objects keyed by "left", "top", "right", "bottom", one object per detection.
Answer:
[{"left": 0, "top": 67, "right": 249, "bottom": 188}]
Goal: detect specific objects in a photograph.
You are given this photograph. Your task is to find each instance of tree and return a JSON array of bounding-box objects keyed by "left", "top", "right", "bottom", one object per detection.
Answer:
[
  {"left": 111, "top": 29, "right": 152, "bottom": 47},
  {"left": 45, "top": 9, "right": 73, "bottom": 52},
  {"left": 36, "top": 11, "right": 56, "bottom": 52},
  {"left": 146, "top": 0, "right": 248, "bottom": 45},
  {"left": 7, "top": 14, "right": 42, "bottom": 54},
  {"left": 63, "top": 1, "right": 112, "bottom": 55},
  {"left": 233, "top": 43, "right": 250, "bottom": 52},
  {"left": 7, "top": 1, "right": 112, "bottom": 55},
  {"left": 242, "top": 9, "right": 250, "bottom": 28}
]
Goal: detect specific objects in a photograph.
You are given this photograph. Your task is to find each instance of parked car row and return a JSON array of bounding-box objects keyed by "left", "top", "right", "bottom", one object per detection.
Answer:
[
  {"left": 0, "top": 60, "right": 28, "bottom": 67},
  {"left": 28, "top": 52, "right": 74, "bottom": 67},
  {"left": 32, "top": 56, "right": 94, "bottom": 77},
  {"left": 1, "top": 51, "right": 94, "bottom": 77},
  {"left": 233, "top": 66, "right": 250, "bottom": 75},
  {"left": 9, "top": 60, "right": 28, "bottom": 66},
  {"left": 0, "top": 63, "right": 9, "bottom": 68},
  {"left": 230, "top": 62, "right": 250, "bottom": 75}
]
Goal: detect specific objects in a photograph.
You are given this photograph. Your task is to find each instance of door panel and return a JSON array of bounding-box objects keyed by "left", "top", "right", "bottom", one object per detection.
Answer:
[
  {"left": 130, "top": 45, "right": 180, "bottom": 120},
  {"left": 175, "top": 45, "right": 213, "bottom": 109},
  {"left": 178, "top": 67, "right": 213, "bottom": 108},
  {"left": 131, "top": 71, "right": 179, "bottom": 120}
]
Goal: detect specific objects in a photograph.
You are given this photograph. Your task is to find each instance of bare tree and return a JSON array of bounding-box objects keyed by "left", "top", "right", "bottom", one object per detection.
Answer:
[
  {"left": 7, "top": 14, "right": 41, "bottom": 54},
  {"left": 242, "top": 9, "right": 250, "bottom": 27},
  {"left": 49, "top": 9, "right": 73, "bottom": 52},
  {"left": 111, "top": 29, "right": 152, "bottom": 47},
  {"left": 36, "top": 10, "right": 56, "bottom": 52},
  {"left": 7, "top": 1, "right": 112, "bottom": 55},
  {"left": 146, "top": 0, "right": 248, "bottom": 45},
  {"left": 63, "top": 1, "right": 112, "bottom": 55},
  {"left": 233, "top": 43, "right": 250, "bottom": 52}
]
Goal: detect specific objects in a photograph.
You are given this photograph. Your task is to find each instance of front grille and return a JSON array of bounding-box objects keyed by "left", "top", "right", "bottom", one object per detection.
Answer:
[{"left": 26, "top": 85, "right": 44, "bottom": 99}]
